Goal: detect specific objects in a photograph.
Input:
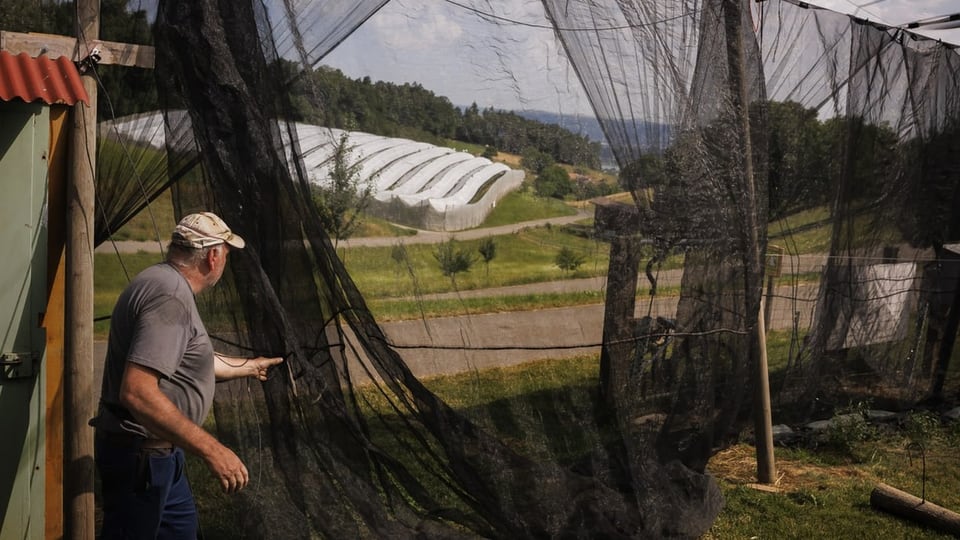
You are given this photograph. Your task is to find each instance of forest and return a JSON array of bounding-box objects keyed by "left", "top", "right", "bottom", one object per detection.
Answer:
[
  {"left": 1, "top": 0, "right": 907, "bottom": 221},
  {"left": 1, "top": 0, "right": 602, "bottom": 169}
]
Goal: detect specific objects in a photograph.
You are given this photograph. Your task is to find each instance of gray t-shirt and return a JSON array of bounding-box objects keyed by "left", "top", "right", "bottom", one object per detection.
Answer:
[{"left": 91, "top": 262, "right": 216, "bottom": 438}]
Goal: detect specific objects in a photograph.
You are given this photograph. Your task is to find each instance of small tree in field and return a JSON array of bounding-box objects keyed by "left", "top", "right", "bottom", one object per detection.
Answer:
[
  {"left": 391, "top": 242, "right": 408, "bottom": 277},
  {"left": 434, "top": 239, "right": 475, "bottom": 288},
  {"left": 312, "top": 131, "right": 375, "bottom": 246},
  {"left": 477, "top": 237, "right": 497, "bottom": 278},
  {"left": 555, "top": 247, "right": 585, "bottom": 274}
]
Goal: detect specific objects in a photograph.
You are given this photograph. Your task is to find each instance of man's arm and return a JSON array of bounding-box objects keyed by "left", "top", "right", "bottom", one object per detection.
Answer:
[
  {"left": 214, "top": 353, "right": 283, "bottom": 382},
  {"left": 119, "top": 362, "right": 249, "bottom": 493}
]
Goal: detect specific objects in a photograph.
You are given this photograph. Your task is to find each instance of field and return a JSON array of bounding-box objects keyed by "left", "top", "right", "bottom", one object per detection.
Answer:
[{"left": 96, "top": 191, "right": 960, "bottom": 539}]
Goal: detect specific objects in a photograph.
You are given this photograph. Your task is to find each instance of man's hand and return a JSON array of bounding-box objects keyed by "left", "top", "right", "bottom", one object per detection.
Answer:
[
  {"left": 119, "top": 363, "right": 250, "bottom": 493},
  {"left": 215, "top": 354, "right": 284, "bottom": 382},
  {"left": 248, "top": 356, "right": 283, "bottom": 381},
  {"left": 204, "top": 443, "right": 250, "bottom": 493}
]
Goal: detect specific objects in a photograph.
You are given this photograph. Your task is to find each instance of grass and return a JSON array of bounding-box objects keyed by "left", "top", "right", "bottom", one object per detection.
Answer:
[
  {"left": 182, "top": 349, "right": 960, "bottom": 539},
  {"left": 368, "top": 290, "right": 609, "bottom": 321},
  {"left": 344, "top": 225, "right": 609, "bottom": 298},
  {"left": 351, "top": 215, "right": 419, "bottom": 238},
  {"left": 706, "top": 436, "right": 960, "bottom": 539},
  {"left": 94, "top": 199, "right": 834, "bottom": 332},
  {"left": 107, "top": 189, "right": 177, "bottom": 242},
  {"left": 769, "top": 204, "right": 905, "bottom": 255},
  {"left": 472, "top": 187, "right": 579, "bottom": 228},
  {"left": 94, "top": 251, "right": 164, "bottom": 337}
]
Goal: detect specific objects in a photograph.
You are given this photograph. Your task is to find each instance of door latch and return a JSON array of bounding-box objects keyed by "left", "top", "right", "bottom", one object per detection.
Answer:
[{"left": 1, "top": 353, "right": 34, "bottom": 379}]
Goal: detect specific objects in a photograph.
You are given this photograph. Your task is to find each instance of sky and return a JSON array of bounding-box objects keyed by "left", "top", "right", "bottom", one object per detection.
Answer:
[
  {"left": 321, "top": 0, "right": 960, "bottom": 117},
  {"left": 322, "top": 0, "right": 593, "bottom": 116}
]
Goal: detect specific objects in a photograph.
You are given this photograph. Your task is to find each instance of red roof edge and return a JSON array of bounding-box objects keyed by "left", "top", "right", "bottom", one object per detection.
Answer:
[{"left": 0, "top": 50, "right": 89, "bottom": 106}]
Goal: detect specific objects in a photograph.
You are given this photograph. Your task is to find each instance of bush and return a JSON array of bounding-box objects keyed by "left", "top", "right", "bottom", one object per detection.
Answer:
[
  {"left": 823, "top": 401, "right": 878, "bottom": 454},
  {"left": 904, "top": 411, "right": 942, "bottom": 445},
  {"left": 434, "top": 240, "right": 475, "bottom": 285},
  {"left": 555, "top": 247, "right": 586, "bottom": 273}
]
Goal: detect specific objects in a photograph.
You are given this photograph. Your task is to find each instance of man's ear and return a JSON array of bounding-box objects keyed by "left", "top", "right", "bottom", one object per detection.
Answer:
[{"left": 205, "top": 246, "right": 220, "bottom": 267}]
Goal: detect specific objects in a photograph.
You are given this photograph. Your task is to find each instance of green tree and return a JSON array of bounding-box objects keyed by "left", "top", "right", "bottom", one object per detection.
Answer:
[
  {"left": 434, "top": 239, "right": 475, "bottom": 288},
  {"left": 535, "top": 164, "right": 572, "bottom": 199},
  {"left": 311, "top": 131, "right": 375, "bottom": 245},
  {"left": 555, "top": 247, "right": 585, "bottom": 274},
  {"left": 765, "top": 100, "right": 830, "bottom": 217},
  {"left": 96, "top": 0, "right": 157, "bottom": 120},
  {"left": 0, "top": 0, "right": 69, "bottom": 34},
  {"left": 477, "top": 237, "right": 497, "bottom": 278},
  {"left": 390, "top": 242, "right": 408, "bottom": 276},
  {"left": 521, "top": 146, "right": 555, "bottom": 174}
]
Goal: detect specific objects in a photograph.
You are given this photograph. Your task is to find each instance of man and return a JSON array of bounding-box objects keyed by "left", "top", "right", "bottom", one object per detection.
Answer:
[{"left": 91, "top": 211, "right": 283, "bottom": 539}]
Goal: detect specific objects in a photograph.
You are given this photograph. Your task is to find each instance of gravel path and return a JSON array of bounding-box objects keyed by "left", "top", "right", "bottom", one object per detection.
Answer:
[{"left": 94, "top": 207, "right": 593, "bottom": 253}]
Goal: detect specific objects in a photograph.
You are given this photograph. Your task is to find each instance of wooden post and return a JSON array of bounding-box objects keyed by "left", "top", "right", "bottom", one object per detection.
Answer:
[
  {"left": 44, "top": 107, "right": 71, "bottom": 540},
  {"left": 722, "top": 0, "right": 776, "bottom": 484},
  {"left": 594, "top": 199, "right": 643, "bottom": 412},
  {"left": 64, "top": 0, "right": 98, "bottom": 538},
  {"left": 764, "top": 274, "right": 775, "bottom": 329},
  {"left": 754, "top": 296, "right": 776, "bottom": 482},
  {"left": 764, "top": 246, "right": 783, "bottom": 330}
]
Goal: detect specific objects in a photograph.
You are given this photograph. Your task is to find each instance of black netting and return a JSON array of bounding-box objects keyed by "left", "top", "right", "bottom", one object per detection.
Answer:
[{"left": 87, "top": 0, "right": 960, "bottom": 537}]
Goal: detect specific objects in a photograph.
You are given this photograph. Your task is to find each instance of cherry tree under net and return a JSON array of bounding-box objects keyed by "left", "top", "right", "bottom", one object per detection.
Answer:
[{"left": 88, "top": 0, "right": 960, "bottom": 537}]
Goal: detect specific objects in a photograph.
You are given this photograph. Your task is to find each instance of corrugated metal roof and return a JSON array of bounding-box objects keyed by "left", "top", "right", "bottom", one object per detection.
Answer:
[{"left": 0, "top": 50, "right": 89, "bottom": 106}]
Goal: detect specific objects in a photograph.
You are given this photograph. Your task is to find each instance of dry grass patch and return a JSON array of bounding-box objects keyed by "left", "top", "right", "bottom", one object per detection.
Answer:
[{"left": 708, "top": 444, "right": 873, "bottom": 492}]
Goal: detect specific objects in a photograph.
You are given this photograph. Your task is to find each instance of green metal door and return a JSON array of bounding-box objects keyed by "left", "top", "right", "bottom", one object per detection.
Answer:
[{"left": 0, "top": 101, "right": 49, "bottom": 540}]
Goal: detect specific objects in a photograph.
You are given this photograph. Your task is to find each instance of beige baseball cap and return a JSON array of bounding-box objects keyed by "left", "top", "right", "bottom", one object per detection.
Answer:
[{"left": 171, "top": 212, "right": 246, "bottom": 249}]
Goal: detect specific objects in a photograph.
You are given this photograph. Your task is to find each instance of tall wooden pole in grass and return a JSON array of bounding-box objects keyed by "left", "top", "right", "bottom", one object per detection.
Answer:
[
  {"left": 721, "top": 0, "right": 776, "bottom": 484},
  {"left": 64, "top": 0, "right": 99, "bottom": 537}
]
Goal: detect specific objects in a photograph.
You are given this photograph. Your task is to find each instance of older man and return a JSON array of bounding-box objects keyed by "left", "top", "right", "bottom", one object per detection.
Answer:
[{"left": 91, "top": 212, "right": 283, "bottom": 539}]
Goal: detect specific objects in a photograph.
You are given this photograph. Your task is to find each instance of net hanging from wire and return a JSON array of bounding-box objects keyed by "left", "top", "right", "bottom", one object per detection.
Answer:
[{"left": 86, "top": 0, "right": 960, "bottom": 537}]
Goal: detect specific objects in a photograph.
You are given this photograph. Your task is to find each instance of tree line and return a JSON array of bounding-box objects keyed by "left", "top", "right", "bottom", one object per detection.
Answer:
[
  {"left": 1, "top": 1, "right": 602, "bottom": 169},
  {"left": 287, "top": 63, "right": 601, "bottom": 169},
  {"left": 624, "top": 100, "right": 900, "bottom": 221}
]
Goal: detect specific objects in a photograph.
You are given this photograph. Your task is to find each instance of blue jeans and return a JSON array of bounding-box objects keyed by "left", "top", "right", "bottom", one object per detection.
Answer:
[{"left": 95, "top": 437, "right": 198, "bottom": 539}]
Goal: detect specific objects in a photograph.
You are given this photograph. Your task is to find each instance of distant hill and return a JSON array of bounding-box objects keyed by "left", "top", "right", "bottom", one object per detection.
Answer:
[
  {"left": 512, "top": 110, "right": 607, "bottom": 142},
  {"left": 508, "top": 110, "right": 615, "bottom": 170},
  {"left": 510, "top": 109, "right": 673, "bottom": 171}
]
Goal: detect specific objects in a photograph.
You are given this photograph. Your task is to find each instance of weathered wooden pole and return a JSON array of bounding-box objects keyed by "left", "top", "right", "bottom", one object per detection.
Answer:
[
  {"left": 64, "top": 0, "right": 99, "bottom": 537},
  {"left": 871, "top": 483, "right": 960, "bottom": 536},
  {"left": 722, "top": 0, "right": 776, "bottom": 484}
]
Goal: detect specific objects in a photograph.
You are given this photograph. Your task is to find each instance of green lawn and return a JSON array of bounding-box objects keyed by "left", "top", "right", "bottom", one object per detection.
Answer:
[
  {"left": 475, "top": 188, "right": 578, "bottom": 228},
  {"left": 344, "top": 225, "right": 609, "bottom": 298}
]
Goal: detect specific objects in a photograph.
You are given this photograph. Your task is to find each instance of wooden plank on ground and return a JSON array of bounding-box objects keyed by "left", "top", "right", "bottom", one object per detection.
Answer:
[{"left": 870, "top": 482, "right": 960, "bottom": 536}]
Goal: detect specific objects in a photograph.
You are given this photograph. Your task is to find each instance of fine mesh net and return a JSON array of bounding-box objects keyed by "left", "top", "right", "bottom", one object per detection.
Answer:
[{"left": 87, "top": 0, "right": 960, "bottom": 537}]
